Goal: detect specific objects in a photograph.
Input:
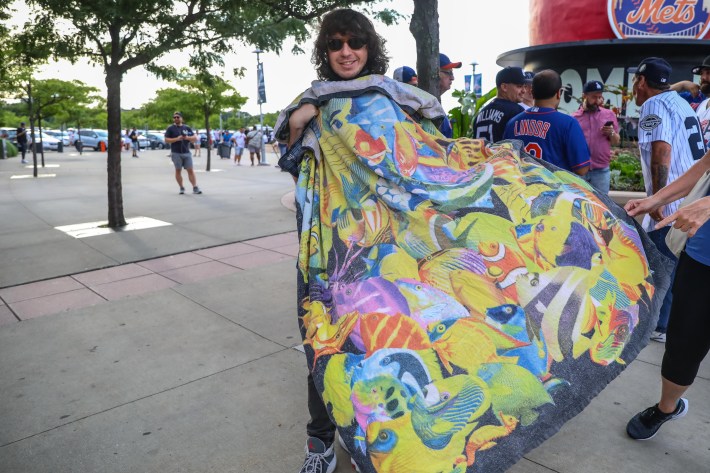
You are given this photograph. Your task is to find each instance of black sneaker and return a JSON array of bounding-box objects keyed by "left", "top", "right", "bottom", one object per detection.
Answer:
[
  {"left": 627, "top": 398, "right": 688, "bottom": 440},
  {"left": 298, "top": 437, "right": 336, "bottom": 473},
  {"left": 193, "top": 186, "right": 202, "bottom": 194},
  {"left": 179, "top": 187, "right": 185, "bottom": 195}
]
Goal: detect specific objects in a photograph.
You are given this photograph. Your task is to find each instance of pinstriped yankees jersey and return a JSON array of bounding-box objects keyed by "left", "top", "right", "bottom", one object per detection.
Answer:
[{"left": 638, "top": 90, "right": 706, "bottom": 231}]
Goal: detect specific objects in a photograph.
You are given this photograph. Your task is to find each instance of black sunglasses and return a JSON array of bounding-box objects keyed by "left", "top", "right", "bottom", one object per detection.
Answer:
[
  {"left": 173, "top": 115, "right": 181, "bottom": 119},
  {"left": 326, "top": 37, "right": 367, "bottom": 52}
]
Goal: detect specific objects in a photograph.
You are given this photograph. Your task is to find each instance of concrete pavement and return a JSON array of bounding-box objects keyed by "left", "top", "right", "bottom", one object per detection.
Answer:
[{"left": 0, "top": 148, "right": 708, "bottom": 473}]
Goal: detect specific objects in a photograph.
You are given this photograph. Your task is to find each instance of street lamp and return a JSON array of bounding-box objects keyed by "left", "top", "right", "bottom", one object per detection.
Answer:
[
  {"left": 253, "top": 48, "right": 268, "bottom": 165},
  {"left": 470, "top": 62, "right": 479, "bottom": 97}
]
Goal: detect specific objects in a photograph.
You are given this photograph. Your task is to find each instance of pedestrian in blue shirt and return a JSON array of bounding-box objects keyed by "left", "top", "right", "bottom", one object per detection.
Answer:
[{"left": 504, "top": 69, "right": 590, "bottom": 176}]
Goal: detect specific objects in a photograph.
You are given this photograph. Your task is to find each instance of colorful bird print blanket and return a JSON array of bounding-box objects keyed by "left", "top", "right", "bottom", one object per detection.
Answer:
[{"left": 275, "top": 75, "right": 671, "bottom": 473}]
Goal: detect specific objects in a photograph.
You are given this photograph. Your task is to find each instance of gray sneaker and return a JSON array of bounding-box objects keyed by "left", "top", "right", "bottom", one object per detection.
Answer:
[
  {"left": 179, "top": 187, "right": 185, "bottom": 195},
  {"left": 627, "top": 398, "right": 688, "bottom": 440},
  {"left": 193, "top": 186, "right": 202, "bottom": 194},
  {"left": 650, "top": 331, "right": 666, "bottom": 343},
  {"left": 337, "top": 435, "right": 361, "bottom": 472},
  {"left": 299, "top": 437, "right": 336, "bottom": 473}
]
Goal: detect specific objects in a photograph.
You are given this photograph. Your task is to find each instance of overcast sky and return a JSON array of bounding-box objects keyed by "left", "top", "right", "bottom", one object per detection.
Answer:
[{"left": 15, "top": 0, "right": 530, "bottom": 117}]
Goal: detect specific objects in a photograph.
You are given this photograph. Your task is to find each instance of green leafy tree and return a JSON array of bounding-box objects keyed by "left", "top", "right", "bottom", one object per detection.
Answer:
[
  {"left": 183, "top": 71, "right": 247, "bottom": 171},
  {"left": 25, "top": 0, "right": 390, "bottom": 227},
  {"left": 19, "top": 79, "right": 101, "bottom": 163},
  {"left": 1, "top": 14, "right": 55, "bottom": 175}
]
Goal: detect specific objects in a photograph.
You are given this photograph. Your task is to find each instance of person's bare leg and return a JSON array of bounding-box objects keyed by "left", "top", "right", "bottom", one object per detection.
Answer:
[
  {"left": 250, "top": 152, "right": 255, "bottom": 165},
  {"left": 658, "top": 376, "right": 690, "bottom": 413},
  {"left": 175, "top": 169, "right": 183, "bottom": 188},
  {"left": 186, "top": 168, "right": 198, "bottom": 188},
  {"left": 255, "top": 151, "right": 261, "bottom": 164}
]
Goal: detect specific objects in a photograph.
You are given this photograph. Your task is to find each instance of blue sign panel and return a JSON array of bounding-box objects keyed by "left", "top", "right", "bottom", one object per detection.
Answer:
[{"left": 608, "top": 0, "right": 710, "bottom": 39}]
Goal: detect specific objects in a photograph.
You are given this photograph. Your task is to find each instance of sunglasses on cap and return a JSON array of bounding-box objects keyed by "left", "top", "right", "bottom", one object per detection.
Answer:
[
  {"left": 173, "top": 115, "right": 181, "bottom": 119},
  {"left": 326, "top": 37, "right": 367, "bottom": 52}
]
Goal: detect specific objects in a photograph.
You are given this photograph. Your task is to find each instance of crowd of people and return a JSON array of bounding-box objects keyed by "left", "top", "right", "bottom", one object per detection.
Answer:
[{"left": 275, "top": 8, "right": 710, "bottom": 473}]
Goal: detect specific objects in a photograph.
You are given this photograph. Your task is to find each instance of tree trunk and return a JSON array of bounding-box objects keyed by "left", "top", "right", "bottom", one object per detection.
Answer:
[
  {"left": 38, "top": 116, "right": 45, "bottom": 167},
  {"left": 27, "top": 81, "right": 38, "bottom": 178},
  {"left": 105, "top": 66, "right": 127, "bottom": 228},
  {"left": 205, "top": 107, "right": 211, "bottom": 171},
  {"left": 410, "top": 0, "right": 440, "bottom": 100}
]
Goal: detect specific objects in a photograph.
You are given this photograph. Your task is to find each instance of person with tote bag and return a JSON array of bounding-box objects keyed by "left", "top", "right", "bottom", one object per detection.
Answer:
[{"left": 623, "top": 151, "right": 710, "bottom": 441}]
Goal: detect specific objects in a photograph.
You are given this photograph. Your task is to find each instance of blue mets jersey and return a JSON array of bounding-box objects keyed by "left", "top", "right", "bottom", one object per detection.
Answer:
[{"left": 503, "top": 107, "right": 590, "bottom": 173}]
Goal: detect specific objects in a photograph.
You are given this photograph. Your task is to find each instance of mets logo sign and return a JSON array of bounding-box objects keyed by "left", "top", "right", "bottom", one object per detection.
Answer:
[{"left": 608, "top": 0, "right": 710, "bottom": 39}]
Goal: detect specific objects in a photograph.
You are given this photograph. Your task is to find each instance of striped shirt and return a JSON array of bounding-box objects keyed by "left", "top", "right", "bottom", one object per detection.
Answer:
[{"left": 637, "top": 90, "right": 706, "bottom": 231}]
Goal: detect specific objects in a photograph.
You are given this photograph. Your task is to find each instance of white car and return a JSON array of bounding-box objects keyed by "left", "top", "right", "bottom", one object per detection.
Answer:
[
  {"left": 45, "top": 130, "right": 71, "bottom": 146},
  {"left": 29, "top": 131, "right": 61, "bottom": 151}
]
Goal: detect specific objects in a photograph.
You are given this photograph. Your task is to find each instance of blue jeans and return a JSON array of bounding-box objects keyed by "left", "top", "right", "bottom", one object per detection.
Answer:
[
  {"left": 648, "top": 226, "right": 678, "bottom": 332},
  {"left": 584, "top": 167, "right": 611, "bottom": 194}
]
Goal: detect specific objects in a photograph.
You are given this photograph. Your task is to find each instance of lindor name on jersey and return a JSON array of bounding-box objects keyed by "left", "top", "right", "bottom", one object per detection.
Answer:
[{"left": 511, "top": 119, "right": 552, "bottom": 139}]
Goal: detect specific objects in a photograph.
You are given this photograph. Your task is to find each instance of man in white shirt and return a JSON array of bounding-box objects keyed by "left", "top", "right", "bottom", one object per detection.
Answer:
[{"left": 231, "top": 127, "right": 246, "bottom": 165}]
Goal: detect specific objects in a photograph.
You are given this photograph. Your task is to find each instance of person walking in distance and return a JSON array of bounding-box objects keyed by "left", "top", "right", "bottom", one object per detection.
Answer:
[
  {"left": 246, "top": 126, "right": 263, "bottom": 166},
  {"left": 16, "top": 122, "right": 28, "bottom": 164},
  {"left": 231, "top": 127, "right": 246, "bottom": 165},
  {"left": 129, "top": 127, "right": 139, "bottom": 158},
  {"left": 164, "top": 112, "right": 202, "bottom": 195}
]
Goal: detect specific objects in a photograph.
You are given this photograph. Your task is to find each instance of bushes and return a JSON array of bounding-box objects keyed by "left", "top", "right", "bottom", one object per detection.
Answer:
[
  {"left": 610, "top": 149, "right": 644, "bottom": 192},
  {"left": 2, "top": 139, "right": 18, "bottom": 158}
]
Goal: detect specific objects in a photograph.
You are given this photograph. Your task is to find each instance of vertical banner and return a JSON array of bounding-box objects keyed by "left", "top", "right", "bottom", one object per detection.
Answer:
[
  {"left": 257, "top": 62, "right": 267, "bottom": 104},
  {"left": 464, "top": 75, "right": 472, "bottom": 93},
  {"left": 473, "top": 73, "right": 482, "bottom": 96}
]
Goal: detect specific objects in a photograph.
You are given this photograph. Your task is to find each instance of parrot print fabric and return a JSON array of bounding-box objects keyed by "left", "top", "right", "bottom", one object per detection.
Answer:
[{"left": 276, "top": 76, "right": 668, "bottom": 473}]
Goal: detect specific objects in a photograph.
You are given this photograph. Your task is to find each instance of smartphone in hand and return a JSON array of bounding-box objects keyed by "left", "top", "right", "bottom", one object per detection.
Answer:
[{"left": 604, "top": 121, "right": 614, "bottom": 127}]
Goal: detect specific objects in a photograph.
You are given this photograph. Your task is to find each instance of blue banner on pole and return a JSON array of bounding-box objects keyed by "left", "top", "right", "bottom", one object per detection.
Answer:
[
  {"left": 464, "top": 75, "right": 472, "bottom": 93},
  {"left": 473, "top": 73, "right": 482, "bottom": 96},
  {"left": 257, "top": 62, "right": 266, "bottom": 104}
]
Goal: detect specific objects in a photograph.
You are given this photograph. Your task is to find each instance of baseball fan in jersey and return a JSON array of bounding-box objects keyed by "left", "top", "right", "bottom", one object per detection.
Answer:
[
  {"left": 630, "top": 57, "right": 706, "bottom": 233},
  {"left": 474, "top": 67, "right": 526, "bottom": 143},
  {"left": 504, "top": 70, "right": 590, "bottom": 175}
]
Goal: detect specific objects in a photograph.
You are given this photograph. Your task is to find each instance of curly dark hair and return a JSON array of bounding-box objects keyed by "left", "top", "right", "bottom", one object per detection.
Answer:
[{"left": 312, "top": 8, "right": 389, "bottom": 81}]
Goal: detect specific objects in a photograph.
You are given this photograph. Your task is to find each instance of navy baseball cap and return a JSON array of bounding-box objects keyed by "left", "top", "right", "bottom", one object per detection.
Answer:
[
  {"left": 523, "top": 71, "right": 535, "bottom": 84},
  {"left": 583, "top": 80, "right": 604, "bottom": 93},
  {"left": 496, "top": 67, "right": 526, "bottom": 87},
  {"left": 440, "top": 53, "right": 462, "bottom": 70},
  {"left": 628, "top": 57, "right": 671, "bottom": 85},
  {"left": 393, "top": 66, "right": 417, "bottom": 84},
  {"left": 691, "top": 55, "right": 710, "bottom": 74}
]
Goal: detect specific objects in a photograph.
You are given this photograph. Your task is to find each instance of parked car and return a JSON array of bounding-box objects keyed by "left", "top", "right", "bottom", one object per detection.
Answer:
[
  {"left": 0, "top": 128, "right": 18, "bottom": 146},
  {"left": 136, "top": 134, "right": 151, "bottom": 150},
  {"left": 44, "top": 130, "right": 71, "bottom": 146},
  {"left": 29, "top": 131, "right": 61, "bottom": 151},
  {"left": 75, "top": 129, "right": 109, "bottom": 151},
  {"left": 146, "top": 132, "right": 167, "bottom": 149}
]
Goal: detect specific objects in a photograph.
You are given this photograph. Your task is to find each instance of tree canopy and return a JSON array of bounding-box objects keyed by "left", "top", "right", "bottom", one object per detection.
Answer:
[{"left": 16, "top": 0, "right": 391, "bottom": 227}]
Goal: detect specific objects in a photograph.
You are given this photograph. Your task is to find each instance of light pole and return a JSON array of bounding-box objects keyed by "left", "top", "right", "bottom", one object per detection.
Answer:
[
  {"left": 253, "top": 48, "right": 268, "bottom": 165},
  {"left": 470, "top": 62, "right": 479, "bottom": 97}
]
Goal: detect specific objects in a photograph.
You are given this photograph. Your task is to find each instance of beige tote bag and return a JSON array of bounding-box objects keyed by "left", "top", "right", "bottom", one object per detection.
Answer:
[{"left": 665, "top": 169, "right": 710, "bottom": 258}]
